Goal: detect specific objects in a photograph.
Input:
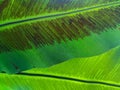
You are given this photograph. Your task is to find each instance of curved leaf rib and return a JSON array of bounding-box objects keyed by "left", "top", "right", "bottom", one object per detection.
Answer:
[
  {"left": 17, "top": 72, "right": 120, "bottom": 88},
  {"left": 0, "top": 1, "right": 120, "bottom": 27}
]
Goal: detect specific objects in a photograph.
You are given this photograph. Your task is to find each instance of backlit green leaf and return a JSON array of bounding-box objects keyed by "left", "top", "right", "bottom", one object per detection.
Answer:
[
  {"left": 1, "top": 46, "right": 120, "bottom": 89},
  {"left": 0, "top": 0, "right": 120, "bottom": 74}
]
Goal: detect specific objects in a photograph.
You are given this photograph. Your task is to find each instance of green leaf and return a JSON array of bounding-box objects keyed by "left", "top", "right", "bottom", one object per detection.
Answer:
[
  {"left": 1, "top": 46, "right": 120, "bottom": 90},
  {"left": 0, "top": 0, "right": 120, "bottom": 73}
]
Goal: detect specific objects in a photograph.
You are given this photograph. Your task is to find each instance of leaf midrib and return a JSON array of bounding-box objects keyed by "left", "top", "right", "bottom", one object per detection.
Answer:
[
  {"left": 1, "top": 72, "right": 120, "bottom": 88},
  {"left": 13, "top": 72, "right": 120, "bottom": 88},
  {"left": 0, "top": 1, "right": 120, "bottom": 28}
]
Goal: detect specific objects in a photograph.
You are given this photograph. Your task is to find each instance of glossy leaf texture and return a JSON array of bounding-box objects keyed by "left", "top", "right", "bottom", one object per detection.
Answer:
[
  {"left": 0, "top": 0, "right": 120, "bottom": 73},
  {"left": 1, "top": 46, "right": 120, "bottom": 89}
]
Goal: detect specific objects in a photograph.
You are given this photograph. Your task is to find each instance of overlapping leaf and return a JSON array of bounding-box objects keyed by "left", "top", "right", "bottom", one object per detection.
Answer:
[
  {"left": 1, "top": 46, "right": 120, "bottom": 89},
  {"left": 0, "top": 0, "right": 120, "bottom": 73}
]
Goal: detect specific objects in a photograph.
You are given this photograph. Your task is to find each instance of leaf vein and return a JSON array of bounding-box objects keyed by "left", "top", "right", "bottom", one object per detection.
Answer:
[{"left": 16, "top": 72, "right": 120, "bottom": 88}]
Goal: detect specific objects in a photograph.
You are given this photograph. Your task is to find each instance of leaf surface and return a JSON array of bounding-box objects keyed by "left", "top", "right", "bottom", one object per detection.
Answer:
[
  {"left": 1, "top": 46, "right": 120, "bottom": 90},
  {"left": 0, "top": 0, "right": 120, "bottom": 73}
]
